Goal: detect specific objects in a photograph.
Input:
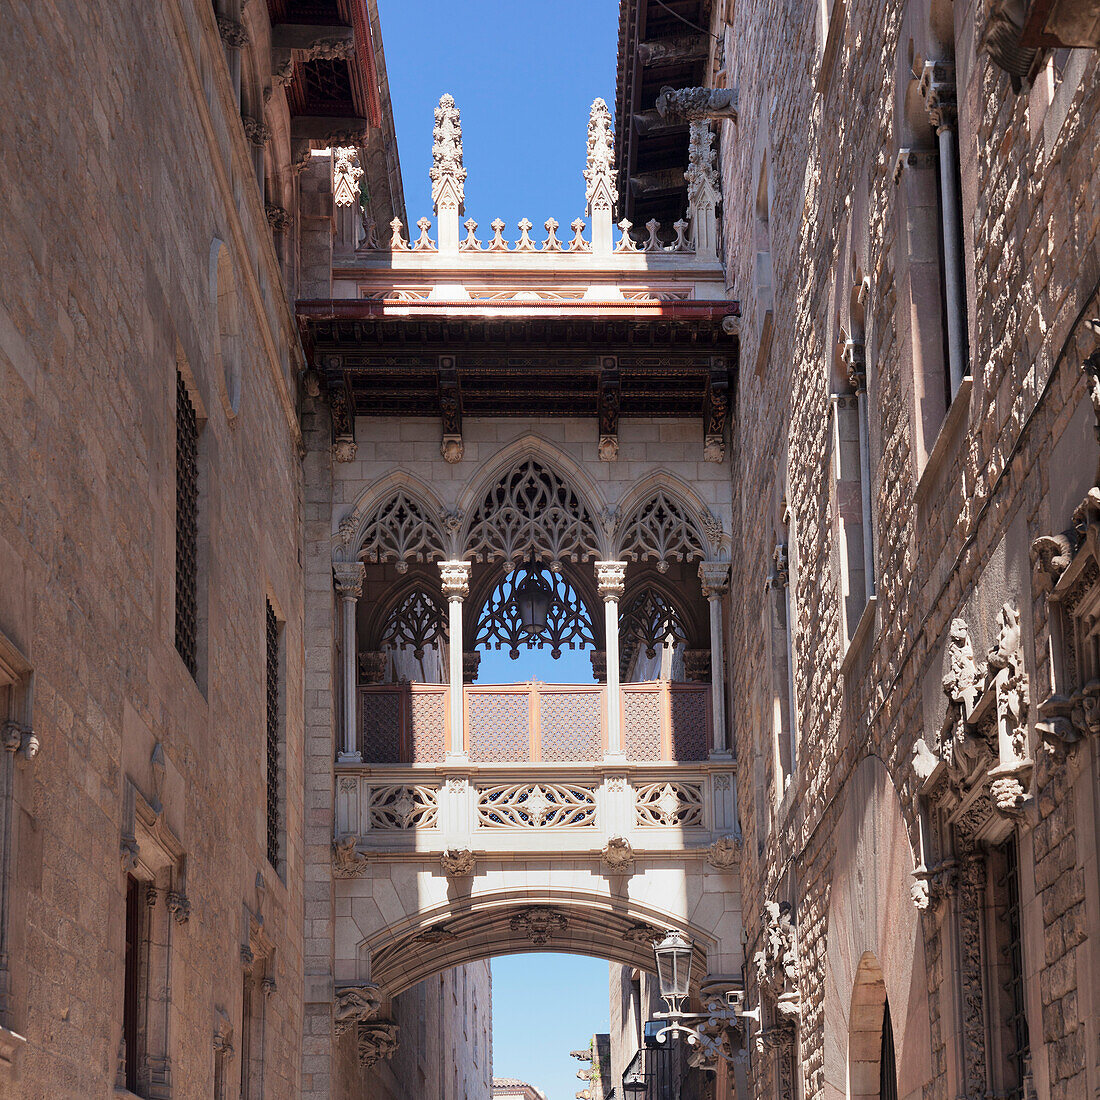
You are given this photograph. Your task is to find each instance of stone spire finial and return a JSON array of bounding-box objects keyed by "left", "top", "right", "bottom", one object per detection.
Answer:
[
  {"left": 431, "top": 93, "right": 466, "bottom": 254},
  {"left": 685, "top": 122, "right": 720, "bottom": 259},
  {"left": 430, "top": 93, "right": 466, "bottom": 213},
  {"left": 584, "top": 98, "right": 617, "bottom": 256}
]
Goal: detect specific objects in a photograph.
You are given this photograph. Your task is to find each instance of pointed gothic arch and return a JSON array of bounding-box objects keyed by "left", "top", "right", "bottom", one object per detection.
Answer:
[{"left": 341, "top": 484, "right": 448, "bottom": 571}]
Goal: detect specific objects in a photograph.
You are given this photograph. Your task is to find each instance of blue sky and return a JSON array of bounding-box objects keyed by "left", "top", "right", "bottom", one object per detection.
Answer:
[
  {"left": 381, "top": 6, "right": 621, "bottom": 1093},
  {"left": 380, "top": 0, "right": 619, "bottom": 239}
]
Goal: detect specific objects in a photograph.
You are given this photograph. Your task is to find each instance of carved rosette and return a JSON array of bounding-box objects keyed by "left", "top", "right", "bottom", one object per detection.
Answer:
[
  {"left": 440, "top": 848, "right": 475, "bottom": 878},
  {"left": 357, "top": 1021, "right": 399, "bottom": 1067},
  {"left": 600, "top": 835, "right": 634, "bottom": 873},
  {"left": 334, "top": 984, "right": 382, "bottom": 1037}
]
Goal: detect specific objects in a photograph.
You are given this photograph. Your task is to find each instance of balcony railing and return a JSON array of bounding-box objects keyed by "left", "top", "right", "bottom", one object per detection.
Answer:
[{"left": 357, "top": 681, "right": 711, "bottom": 765}]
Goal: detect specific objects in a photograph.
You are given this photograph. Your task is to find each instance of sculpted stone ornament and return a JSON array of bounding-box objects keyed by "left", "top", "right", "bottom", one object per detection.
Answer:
[
  {"left": 753, "top": 901, "right": 800, "bottom": 1022},
  {"left": 624, "top": 923, "right": 662, "bottom": 946},
  {"left": 583, "top": 99, "right": 617, "bottom": 212},
  {"left": 332, "top": 146, "right": 364, "bottom": 208},
  {"left": 332, "top": 833, "right": 369, "bottom": 879},
  {"left": 705, "top": 834, "right": 742, "bottom": 871},
  {"left": 440, "top": 848, "right": 475, "bottom": 878},
  {"left": 166, "top": 891, "right": 191, "bottom": 924},
  {"left": 601, "top": 835, "right": 634, "bottom": 872},
  {"left": 357, "top": 1020, "right": 399, "bottom": 1067},
  {"left": 655, "top": 86, "right": 739, "bottom": 122},
  {"left": 1031, "top": 531, "right": 1075, "bottom": 592},
  {"left": 334, "top": 984, "right": 382, "bottom": 1037},
  {"left": 510, "top": 907, "right": 568, "bottom": 945},
  {"left": 2, "top": 719, "right": 38, "bottom": 762},
  {"left": 430, "top": 94, "right": 467, "bottom": 214}
]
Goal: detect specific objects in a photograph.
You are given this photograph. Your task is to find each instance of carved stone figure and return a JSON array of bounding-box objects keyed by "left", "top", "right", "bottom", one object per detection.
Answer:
[
  {"left": 655, "top": 86, "right": 739, "bottom": 122},
  {"left": 357, "top": 1021, "right": 399, "bottom": 1067},
  {"left": 943, "top": 618, "right": 982, "bottom": 714},
  {"left": 334, "top": 984, "right": 382, "bottom": 1037},
  {"left": 510, "top": 907, "right": 568, "bottom": 945},
  {"left": 753, "top": 901, "right": 800, "bottom": 1021},
  {"left": 1030, "top": 532, "right": 1075, "bottom": 592},
  {"left": 332, "top": 833, "right": 369, "bottom": 879},
  {"left": 332, "top": 147, "right": 363, "bottom": 207}
]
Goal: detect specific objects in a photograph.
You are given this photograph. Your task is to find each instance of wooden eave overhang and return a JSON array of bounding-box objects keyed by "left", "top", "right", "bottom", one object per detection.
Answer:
[
  {"left": 268, "top": 0, "right": 381, "bottom": 133},
  {"left": 614, "top": 0, "right": 714, "bottom": 228},
  {"left": 297, "top": 298, "right": 740, "bottom": 419}
]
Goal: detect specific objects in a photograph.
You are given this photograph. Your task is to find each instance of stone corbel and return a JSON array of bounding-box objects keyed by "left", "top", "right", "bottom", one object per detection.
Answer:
[
  {"left": 440, "top": 848, "right": 475, "bottom": 878},
  {"left": 918, "top": 60, "right": 957, "bottom": 134},
  {"left": 334, "top": 983, "right": 382, "bottom": 1037},
  {"left": 705, "top": 833, "right": 742, "bottom": 871},
  {"left": 600, "top": 835, "right": 634, "bottom": 873},
  {"left": 357, "top": 1020, "right": 399, "bottom": 1067},
  {"left": 332, "top": 833, "right": 369, "bottom": 879},
  {"left": 217, "top": 15, "right": 249, "bottom": 49},
  {"left": 326, "top": 370, "right": 357, "bottom": 463},
  {"left": 704, "top": 358, "right": 729, "bottom": 463},
  {"left": 438, "top": 356, "right": 463, "bottom": 463},
  {"left": 270, "top": 24, "right": 355, "bottom": 87},
  {"left": 598, "top": 356, "right": 620, "bottom": 462},
  {"left": 655, "top": 86, "right": 739, "bottom": 123},
  {"left": 1, "top": 720, "right": 38, "bottom": 764}
]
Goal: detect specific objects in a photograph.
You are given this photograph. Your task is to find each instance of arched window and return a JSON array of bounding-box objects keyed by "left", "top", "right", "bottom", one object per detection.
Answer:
[
  {"left": 474, "top": 566, "right": 596, "bottom": 662},
  {"left": 619, "top": 586, "right": 690, "bottom": 681},
  {"left": 618, "top": 491, "right": 706, "bottom": 572},
  {"left": 466, "top": 459, "right": 601, "bottom": 567}
]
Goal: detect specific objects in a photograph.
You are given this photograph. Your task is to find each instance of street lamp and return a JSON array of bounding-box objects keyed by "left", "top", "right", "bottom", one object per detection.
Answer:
[
  {"left": 514, "top": 565, "right": 552, "bottom": 637},
  {"left": 650, "top": 930, "right": 760, "bottom": 1067},
  {"left": 653, "top": 929, "right": 693, "bottom": 1015}
]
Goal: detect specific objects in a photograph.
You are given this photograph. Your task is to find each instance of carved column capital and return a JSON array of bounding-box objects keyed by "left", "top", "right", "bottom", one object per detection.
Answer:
[
  {"left": 438, "top": 560, "right": 472, "bottom": 602},
  {"left": 842, "top": 339, "right": 866, "bottom": 393},
  {"left": 698, "top": 561, "right": 731, "bottom": 600},
  {"left": 332, "top": 561, "right": 365, "bottom": 600},
  {"left": 595, "top": 560, "right": 627, "bottom": 601},
  {"left": 216, "top": 16, "right": 249, "bottom": 49},
  {"left": 918, "top": 60, "right": 957, "bottom": 134}
]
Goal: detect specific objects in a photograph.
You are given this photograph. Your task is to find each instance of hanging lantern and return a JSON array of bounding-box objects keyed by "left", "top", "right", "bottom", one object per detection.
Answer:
[
  {"left": 514, "top": 565, "right": 552, "bottom": 636},
  {"left": 653, "top": 929, "right": 694, "bottom": 1015}
]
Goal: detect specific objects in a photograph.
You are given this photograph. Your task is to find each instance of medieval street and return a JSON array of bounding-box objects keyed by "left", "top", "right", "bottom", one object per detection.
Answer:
[{"left": 1, "top": 0, "right": 1100, "bottom": 1097}]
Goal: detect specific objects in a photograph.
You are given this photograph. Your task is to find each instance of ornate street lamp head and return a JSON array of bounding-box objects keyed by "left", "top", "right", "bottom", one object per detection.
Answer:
[
  {"left": 653, "top": 929, "right": 694, "bottom": 1015},
  {"left": 514, "top": 565, "right": 552, "bottom": 637}
]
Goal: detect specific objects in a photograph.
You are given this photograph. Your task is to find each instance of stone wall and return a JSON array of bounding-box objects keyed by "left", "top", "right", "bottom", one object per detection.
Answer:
[
  {"left": 721, "top": 0, "right": 1100, "bottom": 1095},
  {"left": 0, "top": 0, "right": 306, "bottom": 1095}
]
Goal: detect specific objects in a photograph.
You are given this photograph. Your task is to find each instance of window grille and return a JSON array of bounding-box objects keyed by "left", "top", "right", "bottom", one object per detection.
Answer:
[
  {"left": 265, "top": 600, "right": 280, "bottom": 868},
  {"left": 1003, "top": 836, "right": 1029, "bottom": 1099},
  {"left": 175, "top": 371, "right": 199, "bottom": 677}
]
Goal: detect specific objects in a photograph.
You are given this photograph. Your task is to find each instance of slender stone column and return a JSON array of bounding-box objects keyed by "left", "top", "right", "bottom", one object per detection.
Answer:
[
  {"left": 921, "top": 62, "right": 967, "bottom": 398},
  {"left": 439, "top": 561, "right": 473, "bottom": 758},
  {"left": 596, "top": 562, "right": 628, "bottom": 759},
  {"left": 333, "top": 562, "right": 365, "bottom": 763},
  {"left": 699, "top": 563, "right": 731, "bottom": 755}
]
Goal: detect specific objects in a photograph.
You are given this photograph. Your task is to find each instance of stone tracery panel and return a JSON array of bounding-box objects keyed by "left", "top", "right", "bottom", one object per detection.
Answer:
[
  {"left": 465, "top": 459, "right": 601, "bottom": 567},
  {"left": 634, "top": 780, "right": 705, "bottom": 827},
  {"left": 357, "top": 491, "right": 446, "bottom": 570},
  {"left": 476, "top": 781, "right": 597, "bottom": 828},
  {"left": 377, "top": 586, "right": 447, "bottom": 659},
  {"left": 367, "top": 784, "right": 439, "bottom": 830},
  {"left": 618, "top": 491, "right": 706, "bottom": 572},
  {"left": 619, "top": 585, "right": 690, "bottom": 675}
]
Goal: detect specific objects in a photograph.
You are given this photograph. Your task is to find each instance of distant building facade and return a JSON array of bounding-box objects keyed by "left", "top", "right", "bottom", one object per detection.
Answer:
[{"left": 493, "top": 1076, "right": 549, "bottom": 1100}]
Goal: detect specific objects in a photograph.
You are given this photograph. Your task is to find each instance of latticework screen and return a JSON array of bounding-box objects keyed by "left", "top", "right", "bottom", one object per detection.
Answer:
[
  {"left": 623, "top": 689, "right": 662, "bottom": 761},
  {"left": 408, "top": 690, "right": 446, "bottom": 763},
  {"left": 265, "top": 600, "right": 280, "bottom": 867},
  {"left": 361, "top": 690, "right": 401, "bottom": 763},
  {"left": 539, "top": 691, "right": 602, "bottom": 761},
  {"left": 468, "top": 692, "right": 530, "bottom": 762},
  {"left": 174, "top": 371, "right": 198, "bottom": 677},
  {"left": 670, "top": 689, "right": 709, "bottom": 761}
]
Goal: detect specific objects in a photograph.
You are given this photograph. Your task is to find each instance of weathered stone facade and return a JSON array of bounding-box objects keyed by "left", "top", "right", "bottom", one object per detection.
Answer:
[{"left": 716, "top": 0, "right": 1100, "bottom": 1095}]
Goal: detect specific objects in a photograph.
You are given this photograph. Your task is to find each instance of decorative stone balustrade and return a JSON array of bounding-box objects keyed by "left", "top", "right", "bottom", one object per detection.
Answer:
[
  {"left": 357, "top": 680, "right": 712, "bottom": 764},
  {"left": 333, "top": 764, "right": 738, "bottom": 857}
]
